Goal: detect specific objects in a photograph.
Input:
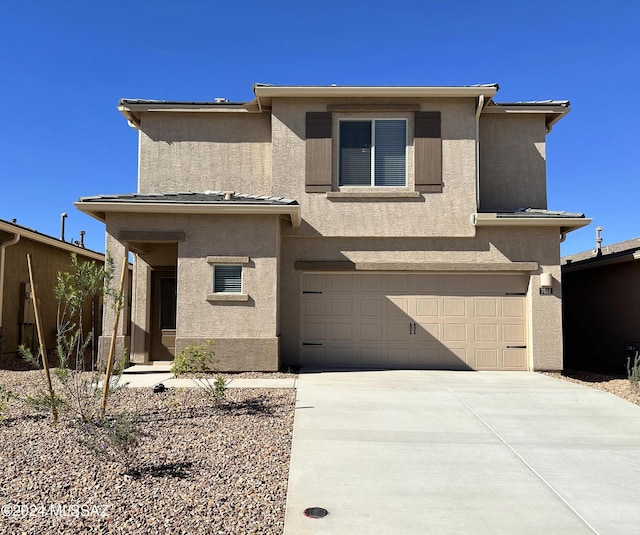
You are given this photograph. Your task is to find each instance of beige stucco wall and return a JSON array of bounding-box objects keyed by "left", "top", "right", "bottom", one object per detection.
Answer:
[
  {"left": 103, "top": 95, "right": 570, "bottom": 373},
  {"left": 271, "top": 97, "right": 479, "bottom": 238},
  {"left": 137, "top": 112, "right": 272, "bottom": 195},
  {"left": 479, "top": 114, "right": 547, "bottom": 211},
  {"left": 279, "top": 226, "right": 563, "bottom": 371},
  {"left": 102, "top": 212, "right": 281, "bottom": 371}
]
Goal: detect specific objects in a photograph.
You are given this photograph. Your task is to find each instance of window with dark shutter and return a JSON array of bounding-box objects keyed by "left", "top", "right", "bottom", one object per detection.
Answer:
[{"left": 414, "top": 111, "right": 442, "bottom": 193}]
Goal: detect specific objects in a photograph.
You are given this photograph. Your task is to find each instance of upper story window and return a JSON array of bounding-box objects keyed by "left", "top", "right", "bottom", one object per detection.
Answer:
[
  {"left": 305, "top": 110, "right": 441, "bottom": 195},
  {"left": 339, "top": 119, "right": 407, "bottom": 187}
]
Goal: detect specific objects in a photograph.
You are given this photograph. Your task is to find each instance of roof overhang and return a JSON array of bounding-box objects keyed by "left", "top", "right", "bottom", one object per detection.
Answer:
[
  {"left": 472, "top": 213, "right": 591, "bottom": 234},
  {"left": 0, "top": 220, "right": 104, "bottom": 261},
  {"left": 74, "top": 201, "right": 302, "bottom": 228},
  {"left": 118, "top": 84, "right": 502, "bottom": 124},
  {"left": 117, "top": 100, "right": 258, "bottom": 127},
  {"left": 563, "top": 250, "right": 640, "bottom": 273},
  {"left": 252, "top": 84, "right": 500, "bottom": 110},
  {"left": 482, "top": 102, "right": 570, "bottom": 132}
]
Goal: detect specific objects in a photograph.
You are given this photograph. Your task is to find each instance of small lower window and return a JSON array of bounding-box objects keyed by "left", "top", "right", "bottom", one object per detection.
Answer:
[{"left": 214, "top": 265, "right": 242, "bottom": 293}]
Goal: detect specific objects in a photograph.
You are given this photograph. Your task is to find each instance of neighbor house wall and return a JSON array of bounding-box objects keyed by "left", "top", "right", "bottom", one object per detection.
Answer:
[
  {"left": 137, "top": 112, "right": 272, "bottom": 195},
  {"left": 563, "top": 260, "right": 640, "bottom": 372},
  {"left": 478, "top": 114, "right": 547, "bottom": 211},
  {"left": 0, "top": 236, "right": 103, "bottom": 365}
]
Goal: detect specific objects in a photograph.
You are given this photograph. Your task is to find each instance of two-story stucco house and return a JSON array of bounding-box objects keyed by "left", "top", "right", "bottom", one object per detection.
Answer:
[{"left": 76, "top": 83, "right": 590, "bottom": 372}]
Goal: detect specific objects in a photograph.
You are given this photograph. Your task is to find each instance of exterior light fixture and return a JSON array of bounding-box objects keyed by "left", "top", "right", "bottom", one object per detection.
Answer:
[{"left": 539, "top": 272, "right": 553, "bottom": 295}]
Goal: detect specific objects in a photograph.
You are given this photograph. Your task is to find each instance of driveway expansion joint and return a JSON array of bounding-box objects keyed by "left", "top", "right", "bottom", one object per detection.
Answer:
[{"left": 426, "top": 374, "right": 602, "bottom": 535}]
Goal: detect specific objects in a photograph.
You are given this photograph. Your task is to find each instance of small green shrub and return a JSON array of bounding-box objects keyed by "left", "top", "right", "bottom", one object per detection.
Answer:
[
  {"left": 25, "top": 390, "right": 67, "bottom": 413},
  {"left": 80, "top": 412, "right": 142, "bottom": 472},
  {"left": 627, "top": 352, "right": 640, "bottom": 386},
  {"left": 171, "top": 340, "right": 227, "bottom": 402},
  {"left": 0, "top": 385, "right": 17, "bottom": 419}
]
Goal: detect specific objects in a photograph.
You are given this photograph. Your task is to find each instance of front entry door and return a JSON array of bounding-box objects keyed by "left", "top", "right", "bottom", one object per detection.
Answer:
[{"left": 151, "top": 269, "right": 177, "bottom": 361}]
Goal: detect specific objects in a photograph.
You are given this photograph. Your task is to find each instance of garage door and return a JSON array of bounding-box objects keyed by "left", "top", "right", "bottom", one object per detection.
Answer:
[{"left": 300, "top": 273, "right": 528, "bottom": 370}]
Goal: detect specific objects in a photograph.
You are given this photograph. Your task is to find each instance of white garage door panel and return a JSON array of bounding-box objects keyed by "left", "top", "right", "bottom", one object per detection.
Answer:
[{"left": 301, "top": 273, "right": 528, "bottom": 371}]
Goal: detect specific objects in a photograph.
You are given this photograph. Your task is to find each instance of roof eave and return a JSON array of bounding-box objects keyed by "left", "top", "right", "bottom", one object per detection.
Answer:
[
  {"left": 563, "top": 250, "right": 640, "bottom": 272},
  {"left": 482, "top": 103, "right": 570, "bottom": 131},
  {"left": 0, "top": 220, "right": 105, "bottom": 261},
  {"left": 253, "top": 84, "right": 500, "bottom": 109},
  {"left": 472, "top": 213, "right": 592, "bottom": 234},
  {"left": 117, "top": 101, "right": 260, "bottom": 128},
  {"left": 74, "top": 201, "right": 302, "bottom": 228}
]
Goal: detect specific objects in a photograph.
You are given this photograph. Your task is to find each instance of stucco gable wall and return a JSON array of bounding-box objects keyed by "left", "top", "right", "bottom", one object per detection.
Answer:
[
  {"left": 137, "top": 112, "right": 272, "bottom": 195},
  {"left": 271, "top": 97, "right": 478, "bottom": 238},
  {"left": 479, "top": 114, "right": 547, "bottom": 211}
]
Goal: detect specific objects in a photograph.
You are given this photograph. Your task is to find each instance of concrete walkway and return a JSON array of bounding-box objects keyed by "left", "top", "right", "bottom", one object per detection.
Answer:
[
  {"left": 117, "top": 364, "right": 297, "bottom": 389},
  {"left": 284, "top": 370, "right": 640, "bottom": 535}
]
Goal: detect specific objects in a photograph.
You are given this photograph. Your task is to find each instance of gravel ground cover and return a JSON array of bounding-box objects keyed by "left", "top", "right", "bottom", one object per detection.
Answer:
[
  {"left": 540, "top": 369, "right": 640, "bottom": 407},
  {"left": 0, "top": 370, "right": 296, "bottom": 535}
]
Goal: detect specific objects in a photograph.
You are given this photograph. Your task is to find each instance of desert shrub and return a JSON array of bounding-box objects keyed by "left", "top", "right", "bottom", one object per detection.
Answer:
[
  {"left": 171, "top": 340, "right": 227, "bottom": 401},
  {"left": 627, "top": 352, "right": 640, "bottom": 386},
  {"left": 80, "top": 411, "right": 142, "bottom": 473},
  {"left": 20, "top": 254, "right": 130, "bottom": 422},
  {"left": 0, "top": 385, "right": 17, "bottom": 419}
]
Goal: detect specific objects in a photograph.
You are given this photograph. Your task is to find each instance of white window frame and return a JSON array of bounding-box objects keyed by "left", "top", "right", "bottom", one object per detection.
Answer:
[
  {"left": 213, "top": 264, "right": 243, "bottom": 294},
  {"left": 338, "top": 118, "right": 408, "bottom": 188}
]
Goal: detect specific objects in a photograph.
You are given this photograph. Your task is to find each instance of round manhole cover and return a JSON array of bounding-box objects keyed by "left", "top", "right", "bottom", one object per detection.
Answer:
[{"left": 303, "top": 507, "right": 328, "bottom": 519}]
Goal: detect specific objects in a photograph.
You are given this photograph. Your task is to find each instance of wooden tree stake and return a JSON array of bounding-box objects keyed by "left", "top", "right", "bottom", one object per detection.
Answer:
[
  {"left": 26, "top": 254, "right": 58, "bottom": 423},
  {"left": 100, "top": 254, "right": 128, "bottom": 416}
]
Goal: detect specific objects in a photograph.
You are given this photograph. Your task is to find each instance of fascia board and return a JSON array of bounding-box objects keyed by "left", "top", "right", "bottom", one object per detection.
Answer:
[
  {"left": 482, "top": 105, "right": 569, "bottom": 115},
  {"left": 0, "top": 221, "right": 105, "bottom": 261},
  {"left": 482, "top": 105, "right": 570, "bottom": 130},
  {"left": 253, "top": 86, "right": 499, "bottom": 99},
  {"left": 473, "top": 213, "right": 592, "bottom": 234},
  {"left": 563, "top": 252, "right": 640, "bottom": 272},
  {"left": 74, "top": 202, "right": 302, "bottom": 227},
  {"left": 117, "top": 103, "right": 260, "bottom": 129}
]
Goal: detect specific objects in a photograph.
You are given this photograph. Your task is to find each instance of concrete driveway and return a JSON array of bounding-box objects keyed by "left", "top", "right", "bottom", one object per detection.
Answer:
[{"left": 283, "top": 370, "right": 640, "bottom": 535}]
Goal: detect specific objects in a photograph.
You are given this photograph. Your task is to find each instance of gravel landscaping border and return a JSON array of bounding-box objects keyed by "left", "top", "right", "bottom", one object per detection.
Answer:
[
  {"left": 540, "top": 369, "right": 640, "bottom": 407},
  {"left": 0, "top": 370, "right": 296, "bottom": 535}
]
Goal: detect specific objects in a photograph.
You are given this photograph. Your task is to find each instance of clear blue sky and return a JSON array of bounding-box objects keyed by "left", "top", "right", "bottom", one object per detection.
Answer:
[{"left": 1, "top": 0, "right": 638, "bottom": 255}]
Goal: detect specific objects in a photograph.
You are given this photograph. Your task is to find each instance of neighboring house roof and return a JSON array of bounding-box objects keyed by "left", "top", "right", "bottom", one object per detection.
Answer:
[
  {"left": 0, "top": 217, "right": 104, "bottom": 261},
  {"left": 75, "top": 191, "right": 302, "bottom": 227},
  {"left": 562, "top": 237, "right": 640, "bottom": 272},
  {"left": 473, "top": 208, "right": 591, "bottom": 235}
]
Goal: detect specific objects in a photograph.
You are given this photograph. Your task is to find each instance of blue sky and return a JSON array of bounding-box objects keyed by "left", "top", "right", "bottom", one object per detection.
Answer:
[{"left": 1, "top": 0, "right": 637, "bottom": 255}]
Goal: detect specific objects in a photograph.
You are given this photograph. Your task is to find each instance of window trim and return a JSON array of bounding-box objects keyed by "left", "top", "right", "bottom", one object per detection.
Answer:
[
  {"left": 206, "top": 256, "right": 250, "bottom": 302},
  {"left": 337, "top": 117, "right": 408, "bottom": 188}
]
